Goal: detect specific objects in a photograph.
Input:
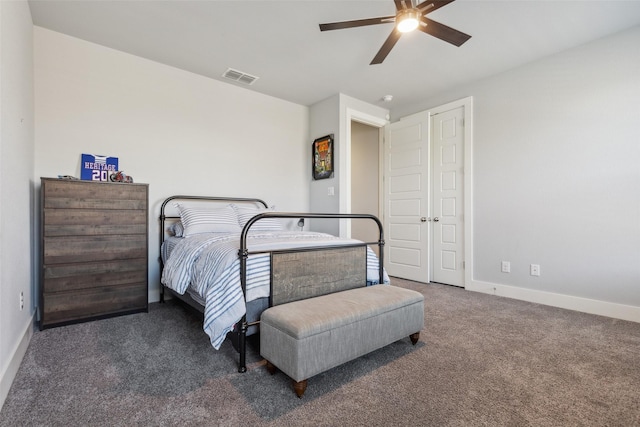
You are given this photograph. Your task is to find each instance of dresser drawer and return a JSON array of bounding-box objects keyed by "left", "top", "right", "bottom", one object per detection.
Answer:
[
  {"left": 41, "top": 283, "right": 148, "bottom": 327},
  {"left": 43, "top": 234, "right": 147, "bottom": 264},
  {"left": 42, "top": 180, "right": 147, "bottom": 210},
  {"left": 43, "top": 208, "right": 147, "bottom": 237},
  {"left": 43, "top": 258, "right": 147, "bottom": 293}
]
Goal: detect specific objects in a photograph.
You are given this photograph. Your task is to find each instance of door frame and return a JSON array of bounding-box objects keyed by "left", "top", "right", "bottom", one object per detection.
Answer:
[
  {"left": 339, "top": 108, "right": 388, "bottom": 238},
  {"left": 428, "top": 96, "right": 474, "bottom": 287}
]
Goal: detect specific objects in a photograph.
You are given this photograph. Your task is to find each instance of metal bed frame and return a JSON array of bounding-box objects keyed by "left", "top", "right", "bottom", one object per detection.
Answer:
[{"left": 159, "top": 195, "right": 385, "bottom": 373}]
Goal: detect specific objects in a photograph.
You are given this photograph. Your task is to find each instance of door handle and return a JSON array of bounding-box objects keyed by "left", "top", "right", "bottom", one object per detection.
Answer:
[
  {"left": 433, "top": 217, "right": 440, "bottom": 222},
  {"left": 420, "top": 217, "right": 428, "bottom": 222}
]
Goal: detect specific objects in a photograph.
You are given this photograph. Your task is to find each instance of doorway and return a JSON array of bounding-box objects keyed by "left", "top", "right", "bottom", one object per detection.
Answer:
[{"left": 351, "top": 121, "right": 381, "bottom": 255}]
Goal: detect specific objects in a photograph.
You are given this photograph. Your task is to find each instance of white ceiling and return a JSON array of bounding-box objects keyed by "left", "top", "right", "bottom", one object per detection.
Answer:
[{"left": 28, "top": 0, "right": 640, "bottom": 110}]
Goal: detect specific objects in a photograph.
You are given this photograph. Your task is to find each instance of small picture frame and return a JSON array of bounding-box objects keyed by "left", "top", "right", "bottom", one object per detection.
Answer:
[{"left": 312, "top": 134, "right": 334, "bottom": 180}]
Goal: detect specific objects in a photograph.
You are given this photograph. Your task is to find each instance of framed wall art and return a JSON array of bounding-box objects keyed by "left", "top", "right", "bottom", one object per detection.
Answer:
[{"left": 312, "top": 134, "right": 334, "bottom": 180}]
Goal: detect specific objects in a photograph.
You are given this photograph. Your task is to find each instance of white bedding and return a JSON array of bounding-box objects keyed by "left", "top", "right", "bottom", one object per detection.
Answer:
[{"left": 161, "top": 231, "right": 388, "bottom": 349}]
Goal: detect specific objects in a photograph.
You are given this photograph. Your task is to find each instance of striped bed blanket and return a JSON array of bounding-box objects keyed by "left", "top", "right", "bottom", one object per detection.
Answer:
[{"left": 161, "top": 231, "right": 389, "bottom": 349}]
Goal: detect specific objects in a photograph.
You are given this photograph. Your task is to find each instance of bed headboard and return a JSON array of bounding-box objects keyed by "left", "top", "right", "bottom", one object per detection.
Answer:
[
  {"left": 159, "top": 195, "right": 268, "bottom": 248},
  {"left": 159, "top": 195, "right": 268, "bottom": 268}
]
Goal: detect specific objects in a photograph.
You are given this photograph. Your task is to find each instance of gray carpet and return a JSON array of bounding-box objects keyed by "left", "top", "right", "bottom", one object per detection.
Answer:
[{"left": 1, "top": 279, "right": 639, "bottom": 426}]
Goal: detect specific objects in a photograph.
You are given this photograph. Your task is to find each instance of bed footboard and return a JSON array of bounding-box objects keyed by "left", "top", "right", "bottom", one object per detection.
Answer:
[
  {"left": 271, "top": 245, "right": 367, "bottom": 306},
  {"left": 236, "top": 212, "right": 384, "bottom": 373}
]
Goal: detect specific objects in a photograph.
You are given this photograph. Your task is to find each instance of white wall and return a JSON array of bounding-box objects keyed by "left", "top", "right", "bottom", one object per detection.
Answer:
[
  {"left": 308, "top": 94, "right": 388, "bottom": 236},
  {"left": 0, "top": 0, "right": 35, "bottom": 411},
  {"left": 34, "top": 27, "right": 310, "bottom": 302},
  {"left": 308, "top": 94, "right": 340, "bottom": 234},
  {"left": 392, "top": 26, "right": 640, "bottom": 316}
]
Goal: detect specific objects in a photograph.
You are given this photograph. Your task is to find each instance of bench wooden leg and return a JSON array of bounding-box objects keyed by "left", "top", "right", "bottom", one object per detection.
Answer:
[
  {"left": 265, "top": 360, "right": 277, "bottom": 375},
  {"left": 410, "top": 332, "right": 420, "bottom": 345},
  {"left": 293, "top": 379, "right": 308, "bottom": 398}
]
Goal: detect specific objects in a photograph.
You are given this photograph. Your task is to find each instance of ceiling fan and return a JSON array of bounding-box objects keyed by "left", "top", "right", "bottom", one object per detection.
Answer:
[{"left": 319, "top": 0, "right": 471, "bottom": 65}]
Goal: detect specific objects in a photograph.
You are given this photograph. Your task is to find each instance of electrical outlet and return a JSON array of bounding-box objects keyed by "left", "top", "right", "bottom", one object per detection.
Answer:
[
  {"left": 20, "top": 291, "right": 24, "bottom": 310},
  {"left": 501, "top": 261, "right": 510, "bottom": 273},
  {"left": 530, "top": 264, "right": 540, "bottom": 276}
]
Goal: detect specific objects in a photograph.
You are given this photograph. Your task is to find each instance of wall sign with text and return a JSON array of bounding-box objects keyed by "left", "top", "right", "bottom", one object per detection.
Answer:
[{"left": 81, "top": 154, "right": 119, "bottom": 181}]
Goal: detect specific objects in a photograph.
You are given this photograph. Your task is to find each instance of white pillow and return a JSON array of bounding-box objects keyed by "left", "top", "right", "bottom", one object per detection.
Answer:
[
  {"left": 232, "top": 204, "right": 284, "bottom": 231},
  {"left": 176, "top": 203, "right": 240, "bottom": 236}
]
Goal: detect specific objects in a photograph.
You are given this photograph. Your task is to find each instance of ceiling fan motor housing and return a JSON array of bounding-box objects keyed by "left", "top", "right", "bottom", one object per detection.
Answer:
[{"left": 396, "top": 8, "right": 421, "bottom": 32}]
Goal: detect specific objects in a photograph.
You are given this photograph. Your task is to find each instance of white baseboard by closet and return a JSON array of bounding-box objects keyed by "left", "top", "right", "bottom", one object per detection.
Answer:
[{"left": 467, "top": 280, "right": 640, "bottom": 324}]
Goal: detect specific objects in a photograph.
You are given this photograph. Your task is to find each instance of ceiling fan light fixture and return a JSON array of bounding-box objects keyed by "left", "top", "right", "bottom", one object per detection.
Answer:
[
  {"left": 318, "top": 0, "right": 470, "bottom": 65},
  {"left": 396, "top": 9, "right": 420, "bottom": 33}
]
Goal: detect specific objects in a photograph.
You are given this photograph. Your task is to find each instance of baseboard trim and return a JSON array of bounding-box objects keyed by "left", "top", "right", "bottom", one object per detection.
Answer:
[
  {"left": 0, "top": 314, "right": 34, "bottom": 412},
  {"left": 466, "top": 280, "right": 640, "bottom": 323}
]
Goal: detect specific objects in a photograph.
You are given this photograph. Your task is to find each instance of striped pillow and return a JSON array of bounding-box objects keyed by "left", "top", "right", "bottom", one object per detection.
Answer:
[
  {"left": 176, "top": 203, "right": 240, "bottom": 236},
  {"left": 168, "top": 221, "right": 184, "bottom": 237},
  {"left": 232, "top": 204, "right": 284, "bottom": 231}
]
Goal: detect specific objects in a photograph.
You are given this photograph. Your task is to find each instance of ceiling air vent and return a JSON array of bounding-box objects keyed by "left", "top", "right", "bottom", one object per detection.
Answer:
[{"left": 222, "top": 68, "right": 259, "bottom": 85}]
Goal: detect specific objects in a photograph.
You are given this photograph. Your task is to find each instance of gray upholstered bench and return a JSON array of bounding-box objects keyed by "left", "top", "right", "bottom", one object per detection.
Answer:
[{"left": 260, "top": 284, "right": 424, "bottom": 397}]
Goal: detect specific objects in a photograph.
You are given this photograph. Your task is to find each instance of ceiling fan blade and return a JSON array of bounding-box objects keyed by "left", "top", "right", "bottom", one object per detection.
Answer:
[
  {"left": 419, "top": 17, "right": 471, "bottom": 46},
  {"left": 370, "top": 29, "right": 403, "bottom": 65},
  {"left": 418, "top": 0, "right": 456, "bottom": 14},
  {"left": 319, "top": 16, "right": 395, "bottom": 31}
]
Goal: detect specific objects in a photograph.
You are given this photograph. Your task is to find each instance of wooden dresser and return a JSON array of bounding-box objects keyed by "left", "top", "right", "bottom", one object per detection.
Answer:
[{"left": 40, "top": 178, "right": 148, "bottom": 329}]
